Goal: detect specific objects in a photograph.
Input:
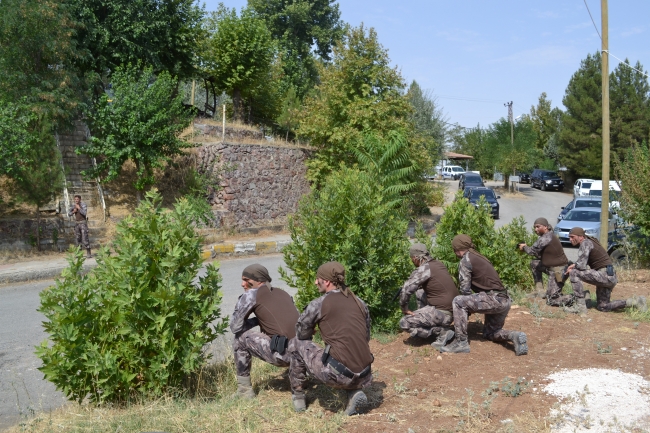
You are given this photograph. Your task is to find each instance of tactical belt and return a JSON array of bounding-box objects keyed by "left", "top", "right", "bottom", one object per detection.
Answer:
[
  {"left": 438, "top": 309, "right": 452, "bottom": 316},
  {"left": 322, "top": 345, "right": 371, "bottom": 379}
]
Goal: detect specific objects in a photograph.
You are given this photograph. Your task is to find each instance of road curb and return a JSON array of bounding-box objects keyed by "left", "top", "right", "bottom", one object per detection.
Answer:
[
  {"left": 201, "top": 240, "right": 291, "bottom": 260},
  {"left": 1, "top": 241, "right": 292, "bottom": 286}
]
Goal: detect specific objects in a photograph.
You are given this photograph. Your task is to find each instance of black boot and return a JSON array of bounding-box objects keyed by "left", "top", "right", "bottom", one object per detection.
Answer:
[
  {"left": 509, "top": 331, "right": 528, "bottom": 356},
  {"left": 440, "top": 336, "right": 470, "bottom": 353}
]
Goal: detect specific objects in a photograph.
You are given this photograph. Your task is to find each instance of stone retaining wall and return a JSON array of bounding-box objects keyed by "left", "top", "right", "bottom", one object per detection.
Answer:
[{"left": 198, "top": 142, "right": 311, "bottom": 229}]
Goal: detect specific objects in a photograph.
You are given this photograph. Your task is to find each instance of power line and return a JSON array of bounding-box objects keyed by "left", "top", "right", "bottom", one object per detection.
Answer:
[
  {"left": 583, "top": 0, "right": 602, "bottom": 40},
  {"left": 603, "top": 50, "right": 650, "bottom": 77}
]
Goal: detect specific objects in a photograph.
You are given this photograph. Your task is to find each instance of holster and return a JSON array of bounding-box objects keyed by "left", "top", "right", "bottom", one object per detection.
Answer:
[
  {"left": 321, "top": 344, "right": 331, "bottom": 364},
  {"left": 550, "top": 266, "right": 565, "bottom": 283},
  {"left": 270, "top": 334, "right": 289, "bottom": 355},
  {"left": 606, "top": 264, "right": 615, "bottom": 277}
]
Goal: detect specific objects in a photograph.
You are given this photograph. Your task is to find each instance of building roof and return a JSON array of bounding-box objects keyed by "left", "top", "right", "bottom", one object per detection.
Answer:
[{"left": 445, "top": 151, "right": 474, "bottom": 160}]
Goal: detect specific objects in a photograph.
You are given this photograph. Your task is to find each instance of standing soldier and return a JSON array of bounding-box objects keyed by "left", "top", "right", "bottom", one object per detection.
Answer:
[
  {"left": 565, "top": 227, "right": 647, "bottom": 314},
  {"left": 230, "top": 264, "right": 299, "bottom": 399},
  {"left": 68, "top": 194, "right": 91, "bottom": 258},
  {"left": 518, "top": 217, "right": 570, "bottom": 306},
  {"left": 289, "top": 262, "right": 373, "bottom": 416},
  {"left": 398, "top": 243, "right": 458, "bottom": 349},
  {"left": 439, "top": 234, "right": 528, "bottom": 356}
]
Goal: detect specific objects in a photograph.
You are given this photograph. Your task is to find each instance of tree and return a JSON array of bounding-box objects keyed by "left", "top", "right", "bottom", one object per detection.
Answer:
[
  {"left": 277, "top": 86, "right": 301, "bottom": 140},
  {"left": 0, "top": 0, "right": 88, "bottom": 126},
  {"left": 610, "top": 60, "right": 650, "bottom": 152},
  {"left": 74, "top": 0, "right": 204, "bottom": 83},
  {"left": 406, "top": 81, "right": 448, "bottom": 164},
  {"left": 529, "top": 92, "right": 563, "bottom": 151},
  {"left": 248, "top": 0, "right": 344, "bottom": 97},
  {"left": 82, "top": 66, "right": 194, "bottom": 201},
  {"left": 297, "top": 24, "right": 413, "bottom": 185},
  {"left": 0, "top": 99, "right": 42, "bottom": 179},
  {"left": 560, "top": 52, "right": 650, "bottom": 178},
  {"left": 37, "top": 191, "right": 227, "bottom": 403},
  {"left": 201, "top": 6, "right": 275, "bottom": 122},
  {"left": 8, "top": 137, "right": 64, "bottom": 250},
  {"left": 613, "top": 143, "right": 650, "bottom": 236},
  {"left": 560, "top": 53, "right": 604, "bottom": 178},
  {"left": 279, "top": 167, "right": 412, "bottom": 331}
]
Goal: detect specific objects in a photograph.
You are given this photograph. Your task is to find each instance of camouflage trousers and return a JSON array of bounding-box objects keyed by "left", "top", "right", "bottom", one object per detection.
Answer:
[
  {"left": 74, "top": 222, "right": 90, "bottom": 249},
  {"left": 288, "top": 339, "right": 372, "bottom": 393},
  {"left": 569, "top": 268, "right": 625, "bottom": 312},
  {"left": 414, "top": 289, "right": 427, "bottom": 309},
  {"left": 399, "top": 306, "right": 453, "bottom": 338},
  {"left": 530, "top": 260, "right": 566, "bottom": 306},
  {"left": 232, "top": 328, "right": 291, "bottom": 377},
  {"left": 452, "top": 292, "right": 512, "bottom": 341}
]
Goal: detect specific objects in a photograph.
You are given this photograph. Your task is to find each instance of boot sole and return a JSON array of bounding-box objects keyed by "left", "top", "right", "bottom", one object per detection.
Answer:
[
  {"left": 344, "top": 392, "right": 368, "bottom": 416},
  {"left": 431, "top": 330, "right": 455, "bottom": 350},
  {"left": 440, "top": 343, "right": 470, "bottom": 353},
  {"left": 513, "top": 333, "right": 528, "bottom": 356}
]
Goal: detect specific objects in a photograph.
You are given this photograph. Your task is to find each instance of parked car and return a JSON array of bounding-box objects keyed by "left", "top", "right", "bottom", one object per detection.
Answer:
[
  {"left": 557, "top": 197, "right": 603, "bottom": 222},
  {"left": 587, "top": 180, "right": 622, "bottom": 210},
  {"left": 515, "top": 171, "right": 530, "bottom": 184},
  {"left": 553, "top": 208, "right": 616, "bottom": 246},
  {"left": 607, "top": 225, "right": 650, "bottom": 266},
  {"left": 458, "top": 173, "right": 485, "bottom": 190},
  {"left": 531, "top": 169, "right": 564, "bottom": 191},
  {"left": 458, "top": 186, "right": 479, "bottom": 200},
  {"left": 466, "top": 187, "right": 500, "bottom": 219},
  {"left": 441, "top": 165, "right": 466, "bottom": 180},
  {"left": 573, "top": 178, "right": 596, "bottom": 197}
]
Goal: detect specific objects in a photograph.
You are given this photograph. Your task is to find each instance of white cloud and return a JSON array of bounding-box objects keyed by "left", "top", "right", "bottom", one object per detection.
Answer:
[
  {"left": 621, "top": 27, "right": 644, "bottom": 37},
  {"left": 492, "top": 45, "right": 578, "bottom": 67}
]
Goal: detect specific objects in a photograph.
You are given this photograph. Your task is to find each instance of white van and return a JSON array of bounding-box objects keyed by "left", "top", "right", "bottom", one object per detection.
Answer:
[
  {"left": 573, "top": 178, "right": 596, "bottom": 197},
  {"left": 587, "top": 180, "right": 622, "bottom": 211},
  {"left": 441, "top": 165, "right": 465, "bottom": 180}
]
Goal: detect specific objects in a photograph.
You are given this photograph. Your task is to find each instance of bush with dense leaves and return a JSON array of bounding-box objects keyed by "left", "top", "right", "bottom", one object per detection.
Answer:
[
  {"left": 36, "top": 190, "right": 227, "bottom": 403},
  {"left": 280, "top": 167, "right": 412, "bottom": 331},
  {"left": 431, "top": 193, "right": 536, "bottom": 291}
]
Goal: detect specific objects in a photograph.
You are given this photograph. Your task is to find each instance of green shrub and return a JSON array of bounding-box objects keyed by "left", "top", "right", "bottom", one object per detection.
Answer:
[
  {"left": 280, "top": 167, "right": 412, "bottom": 331},
  {"left": 431, "top": 193, "right": 536, "bottom": 291},
  {"left": 36, "top": 190, "right": 228, "bottom": 404}
]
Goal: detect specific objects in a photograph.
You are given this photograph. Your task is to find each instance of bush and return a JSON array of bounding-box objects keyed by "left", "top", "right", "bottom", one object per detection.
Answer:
[
  {"left": 280, "top": 167, "right": 412, "bottom": 331},
  {"left": 431, "top": 193, "right": 536, "bottom": 291},
  {"left": 36, "top": 190, "right": 228, "bottom": 403}
]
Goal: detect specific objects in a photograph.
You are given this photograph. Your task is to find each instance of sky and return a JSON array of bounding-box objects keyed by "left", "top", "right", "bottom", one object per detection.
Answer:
[{"left": 200, "top": 1, "right": 650, "bottom": 129}]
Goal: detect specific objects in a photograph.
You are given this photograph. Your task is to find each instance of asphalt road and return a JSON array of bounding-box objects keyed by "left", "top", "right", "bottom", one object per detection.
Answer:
[{"left": 0, "top": 183, "right": 575, "bottom": 429}]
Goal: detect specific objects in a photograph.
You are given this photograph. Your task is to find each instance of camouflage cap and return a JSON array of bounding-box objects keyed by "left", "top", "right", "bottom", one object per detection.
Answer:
[
  {"left": 534, "top": 217, "right": 551, "bottom": 228},
  {"left": 409, "top": 242, "right": 429, "bottom": 257},
  {"left": 316, "top": 261, "right": 346, "bottom": 286},
  {"left": 452, "top": 234, "right": 475, "bottom": 251},
  {"left": 242, "top": 264, "right": 272, "bottom": 283},
  {"left": 569, "top": 227, "right": 586, "bottom": 236}
]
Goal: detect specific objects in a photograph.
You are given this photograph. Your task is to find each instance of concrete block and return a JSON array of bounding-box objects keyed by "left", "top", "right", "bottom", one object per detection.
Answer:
[
  {"left": 212, "top": 244, "right": 235, "bottom": 254},
  {"left": 276, "top": 240, "right": 292, "bottom": 251},
  {"left": 234, "top": 242, "right": 255, "bottom": 253},
  {"left": 255, "top": 241, "right": 276, "bottom": 253}
]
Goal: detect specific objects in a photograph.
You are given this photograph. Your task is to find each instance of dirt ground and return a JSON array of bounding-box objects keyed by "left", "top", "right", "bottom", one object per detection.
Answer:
[{"left": 330, "top": 271, "right": 650, "bottom": 432}]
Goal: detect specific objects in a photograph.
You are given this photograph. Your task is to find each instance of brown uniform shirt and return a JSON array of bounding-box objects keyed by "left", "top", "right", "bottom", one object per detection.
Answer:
[
  {"left": 230, "top": 284, "right": 299, "bottom": 338},
  {"left": 424, "top": 260, "right": 458, "bottom": 312}
]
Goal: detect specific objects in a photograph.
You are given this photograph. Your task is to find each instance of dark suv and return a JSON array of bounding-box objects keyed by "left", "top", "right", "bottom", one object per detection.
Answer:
[
  {"left": 531, "top": 169, "right": 564, "bottom": 191},
  {"left": 458, "top": 173, "right": 484, "bottom": 190},
  {"left": 466, "top": 187, "right": 500, "bottom": 219}
]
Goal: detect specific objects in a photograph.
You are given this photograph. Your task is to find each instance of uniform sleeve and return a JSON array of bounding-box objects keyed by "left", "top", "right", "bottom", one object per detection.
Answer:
[
  {"left": 523, "top": 233, "right": 552, "bottom": 258},
  {"left": 67, "top": 205, "right": 75, "bottom": 217},
  {"left": 79, "top": 202, "right": 88, "bottom": 217},
  {"left": 399, "top": 264, "right": 431, "bottom": 311},
  {"left": 230, "top": 289, "right": 257, "bottom": 334},
  {"left": 575, "top": 240, "right": 594, "bottom": 271},
  {"left": 458, "top": 253, "right": 473, "bottom": 296},
  {"left": 295, "top": 295, "right": 325, "bottom": 340}
]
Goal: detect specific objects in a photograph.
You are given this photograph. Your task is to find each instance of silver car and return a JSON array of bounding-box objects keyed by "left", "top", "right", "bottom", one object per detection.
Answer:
[{"left": 553, "top": 208, "right": 616, "bottom": 245}]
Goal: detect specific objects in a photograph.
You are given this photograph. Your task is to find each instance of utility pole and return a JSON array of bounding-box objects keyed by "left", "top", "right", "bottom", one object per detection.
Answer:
[
  {"left": 600, "top": 0, "right": 610, "bottom": 246},
  {"left": 504, "top": 101, "right": 514, "bottom": 188}
]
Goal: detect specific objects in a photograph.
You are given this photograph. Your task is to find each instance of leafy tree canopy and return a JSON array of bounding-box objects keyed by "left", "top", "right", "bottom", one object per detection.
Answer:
[
  {"left": 297, "top": 24, "right": 413, "bottom": 185},
  {"left": 201, "top": 6, "right": 275, "bottom": 121},
  {"left": 82, "top": 65, "right": 194, "bottom": 197},
  {"left": 560, "top": 52, "right": 650, "bottom": 178},
  {"left": 406, "top": 80, "right": 448, "bottom": 165}
]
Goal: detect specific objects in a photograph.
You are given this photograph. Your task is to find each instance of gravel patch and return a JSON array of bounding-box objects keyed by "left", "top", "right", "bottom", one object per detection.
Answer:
[{"left": 544, "top": 368, "right": 650, "bottom": 432}]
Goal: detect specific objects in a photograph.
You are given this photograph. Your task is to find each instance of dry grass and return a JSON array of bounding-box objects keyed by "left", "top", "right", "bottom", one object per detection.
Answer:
[{"left": 8, "top": 358, "right": 349, "bottom": 433}]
